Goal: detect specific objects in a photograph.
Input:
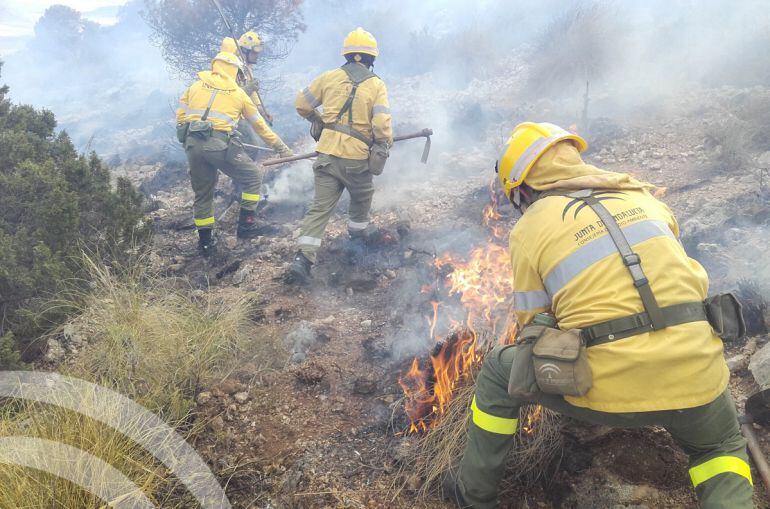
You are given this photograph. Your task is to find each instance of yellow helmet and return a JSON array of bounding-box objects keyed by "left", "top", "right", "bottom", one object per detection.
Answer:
[
  {"left": 496, "top": 122, "right": 588, "bottom": 199},
  {"left": 341, "top": 27, "right": 379, "bottom": 57},
  {"left": 238, "top": 31, "right": 262, "bottom": 53}
]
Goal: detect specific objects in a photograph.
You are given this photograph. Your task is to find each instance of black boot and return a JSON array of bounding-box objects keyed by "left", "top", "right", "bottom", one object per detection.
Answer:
[
  {"left": 197, "top": 228, "right": 217, "bottom": 257},
  {"left": 287, "top": 251, "right": 312, "bottom": 284},
  {"left": 237, "top": 208, "right": 266, "bottom": 239},
  {"left": 439, "top": 469, "right": 470, "bottom": 508}
]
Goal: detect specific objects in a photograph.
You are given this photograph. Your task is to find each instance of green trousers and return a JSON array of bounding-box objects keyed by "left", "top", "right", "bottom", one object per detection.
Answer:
[
  {"left": 185, "top": 133, "right": 263, "bottom": 229},
  {"left": 298, "top": 153, "right": 375, "bottom": 262},
  {"left": 458, "top": 344, "right": 753, "bottom": 509}
]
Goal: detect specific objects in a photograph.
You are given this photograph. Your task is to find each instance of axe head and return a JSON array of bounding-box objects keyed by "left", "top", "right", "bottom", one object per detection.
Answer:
[{"left": 420, "top": 133, "right": 432, "bottom": 164}]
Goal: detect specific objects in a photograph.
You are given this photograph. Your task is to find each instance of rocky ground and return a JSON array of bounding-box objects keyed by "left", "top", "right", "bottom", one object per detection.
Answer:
[{"left": 47, "top": 83, "right": 770, "bottom": 508}]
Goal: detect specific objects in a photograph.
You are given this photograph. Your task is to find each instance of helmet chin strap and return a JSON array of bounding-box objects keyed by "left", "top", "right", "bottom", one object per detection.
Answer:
[{"left": 511, "top": 186, "right": 536, "bottom": 212}]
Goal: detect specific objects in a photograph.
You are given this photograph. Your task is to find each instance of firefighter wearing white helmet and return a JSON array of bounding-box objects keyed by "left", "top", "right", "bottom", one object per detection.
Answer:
[
  {"left": 175, "top": 51, "right": 292, "bottom": 256},
  {"left": 288, "top": 27, "right": 393, "bottom": 284},
  {"left": 446, "top": 122, "right": 752, "bottom": 508}
]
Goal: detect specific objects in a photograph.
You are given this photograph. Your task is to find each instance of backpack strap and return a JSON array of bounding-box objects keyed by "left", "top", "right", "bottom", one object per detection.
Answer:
[
  {"left": 200, "top": 89, "right": 219, "bottom": 121},
  {"left": 541, "top": 189, "right": 708, "bottom": 345},
  {"left": 573, "top": 189, "right": 667, "bottom": 330},
  {"left": 323, "top": 63, "right": 377, "bottom": 147}
]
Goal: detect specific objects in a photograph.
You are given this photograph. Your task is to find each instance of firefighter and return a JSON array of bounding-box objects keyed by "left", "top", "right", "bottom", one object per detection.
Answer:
[
  {"left": 220, "top": 31, "right": 272, "bottom": 123},
  {"left": 288, "top": 27, "right": 393, "bottom": 284},
  {"left": 175, "top": 51, "right": 292, "bottom": 256},
  {"left": 447, "top": 122, "right": 752, "bottom": 508}
]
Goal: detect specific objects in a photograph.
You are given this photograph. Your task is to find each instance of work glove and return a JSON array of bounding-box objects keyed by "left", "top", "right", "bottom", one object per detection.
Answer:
[
  {"left": 272, "top": 140, "right": 293, "bottom": 158},
  {"left": 242, "top": 78, "right": 260, "bottom": 96}
]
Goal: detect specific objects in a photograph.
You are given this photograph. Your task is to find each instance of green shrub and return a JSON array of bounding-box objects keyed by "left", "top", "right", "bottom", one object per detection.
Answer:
[{"left": 0, "top": 61, "right": 148, "bottom": 347}]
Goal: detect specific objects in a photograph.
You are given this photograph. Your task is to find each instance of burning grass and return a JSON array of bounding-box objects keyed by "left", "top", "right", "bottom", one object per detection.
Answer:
[{"left": 396, "top": 366, "right": 563, "bottom": 501}]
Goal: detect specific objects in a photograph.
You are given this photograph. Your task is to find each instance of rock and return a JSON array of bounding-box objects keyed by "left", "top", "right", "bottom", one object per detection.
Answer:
[
  {"left": 360, "top": 319, "right": 373, "bottom": 328},
  {"left": 319, "top": 315, "right": 336, "bottom": 325},
  {"left": 217, "top": 379, "right": 246, "bottom": 395},
  {"left": 43, "top": 338, "right": 65, "bottom": 363},
  {"left": 208, "top": 415, "right": 225, "bottom": 433},
  {"left": 385, "top": 269, "right": 397, "bottom": 279},
  {"left": 613, "top": 145, "right": 629, "bottom": 157},
  {"left": 232, "top": 264, "right": 252, "bottom": 285},
  {"left": 62, "top": 323, "right": 84, "bottom": 347},
  {"left": 758, "top": 151, "right": 770, "bottom": 167},
  {"left": 233, "top": 391, "right": 250, "bottom": 404},
  {"left": 648, "top": 161, "right": 662, "bottom": 171},
  {"left": 749, "top": 342, "right": 770, "bottom": 388},
  {"left": 223, "top": 235, "right": 238, "bottom": 250},
  {"left": 726, "top": 354, "right": 749, "bottom": 372},
  {"left": 196, "top": 391, "right": 212, "bottom": 405},
  {"left": 352, "top": 377, "right": 378, "bottom": 395},
  {"left": 290, "top": 352, "right": 307, "bottom": 363},
  {"left": 346, "top": 287, "right": 354, "bottom": 296}
]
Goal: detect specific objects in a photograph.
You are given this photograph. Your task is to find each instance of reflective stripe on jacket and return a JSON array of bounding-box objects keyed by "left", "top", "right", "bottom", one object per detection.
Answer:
[
  {"left": 510, "top": 187, "right": 728, "bottom": 412},
  {"left": 176, "top": 69, "right": 278, "bottom": 146},
  {"left": 295, "top": 64, "right": 393, "bottom": 160}
]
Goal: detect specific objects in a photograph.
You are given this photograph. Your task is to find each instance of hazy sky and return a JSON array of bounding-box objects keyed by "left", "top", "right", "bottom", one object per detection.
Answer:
[{"left": 0, "top": 0, "right": 127, "bottom": 54}]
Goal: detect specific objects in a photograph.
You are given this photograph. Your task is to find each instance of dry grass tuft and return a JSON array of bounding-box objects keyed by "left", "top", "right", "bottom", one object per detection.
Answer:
[
  {"left": 68, "top": 255, "right": 253, "bottom": 419},
  {"left": 0, "top": 253, "right": 260, "bottom": 507},
  {"left": 397, "top": 367, "right": 563, "bottom": 501}
]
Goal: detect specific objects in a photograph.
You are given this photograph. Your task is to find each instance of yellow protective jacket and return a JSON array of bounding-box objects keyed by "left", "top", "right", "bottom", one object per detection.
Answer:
[
  {"left": 510, "top": 142, "right": 728, "bottom": 413},
  {"left": 176, "top": 60, "right": 279, "bottom": 145},
  {"left": 295, "top": 63, "right": 393, "bottom": 160}
]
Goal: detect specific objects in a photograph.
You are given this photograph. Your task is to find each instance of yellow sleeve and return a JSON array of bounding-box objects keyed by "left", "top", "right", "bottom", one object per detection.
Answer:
[
  {"left": 295, "top": 74, "right": 324, "bottom": 119},
  {"left": 510, "top": 232, "right": 551, "bottom": 327},
  {"left": 372, "top": 80, "right": 393, "bottom": 145},
  {"left": 241, "top": 90, "right": 280, "bottom": 146},
  {"left": 176, "top": 87, "right": 190, "bottom": 123},
  {"left": 660, "top": 201, "right": 681, "bottom": 238}
]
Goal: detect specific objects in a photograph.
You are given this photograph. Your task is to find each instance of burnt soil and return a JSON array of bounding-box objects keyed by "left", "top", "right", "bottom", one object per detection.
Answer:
[{"left": 135, "top": 113, "right": 770, "bottom": 508}]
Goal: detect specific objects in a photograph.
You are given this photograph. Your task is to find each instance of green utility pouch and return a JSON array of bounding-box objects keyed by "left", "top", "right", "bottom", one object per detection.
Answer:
[
  {"left": 532, "top": 327, "right": 592, "bottom": 397},
  {"left": 225, "top": 135, "right": 246, "bottom": 164},
  {"left": 369, "top": 141, "right": 390, "bottom": 175},
  {"left": 187, "top": 88, "right": 219, "bottom": 140},
  {"left": 507, "top": 325, "right": 542, "bottom": 399},
  {"left": 705, "top": 292, "right": 746, "bottom": 342},
  {"left": 176, "top": 123, "right": 189, "bottom": 144},
  {"left": 188, "top": 120, "right": 214, "bottom": 139}
]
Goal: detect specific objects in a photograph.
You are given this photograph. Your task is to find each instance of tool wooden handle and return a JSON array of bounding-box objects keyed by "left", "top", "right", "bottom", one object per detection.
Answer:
[
  {"left": 262, "top": 128, "right": 433, "bottom": 167},
  {"left": 262, "top": 151, "right": 319, "bottom": 167},
  {"left": 742, "top": 422, "right": 770, "bottom": 495},
  {"left": 393, "top": 128, "right": 433, "bottom": 142}
]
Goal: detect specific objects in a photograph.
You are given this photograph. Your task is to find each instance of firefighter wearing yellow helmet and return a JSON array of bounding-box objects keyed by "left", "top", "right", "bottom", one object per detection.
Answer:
[
  {"left": 446, "top": 122, "right": 752, "bottom": 508},
  {"left": 287, "top": 27, "right": 393, "bottom": 284},
  {"left": 175, "top": 51, "right": 292, "bottom": 256},
  {"left": 220, "top": 31, "right": 272, "bottom": 123}
]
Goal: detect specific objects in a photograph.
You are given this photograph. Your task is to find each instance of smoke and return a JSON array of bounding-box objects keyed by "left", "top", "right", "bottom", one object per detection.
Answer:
[{"left": 2, "top": 1, "right": 183, "bottom": 162}]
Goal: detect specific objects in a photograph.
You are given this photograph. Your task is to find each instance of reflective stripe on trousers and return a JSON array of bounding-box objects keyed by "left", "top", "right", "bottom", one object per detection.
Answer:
[
  {"left": 689, "top": 456, "right": 753, "bottom": 488},
  {"left": 298, "top": 236, "right": 322, "bottom": 247},
  {"left": 471, "top": 396, "right": 518, "bottom": 435},
  {"left": 194, "top": 216, "right": 215, "bottom": 228}
]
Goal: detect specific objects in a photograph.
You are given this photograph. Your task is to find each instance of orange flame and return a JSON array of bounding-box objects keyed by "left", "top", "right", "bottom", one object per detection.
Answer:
[{"left": 399, "top": 179, "right": 522, "bottom": 432}]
